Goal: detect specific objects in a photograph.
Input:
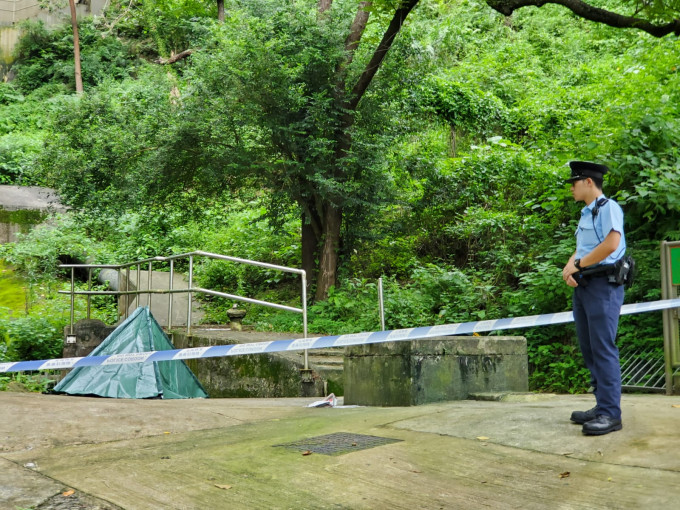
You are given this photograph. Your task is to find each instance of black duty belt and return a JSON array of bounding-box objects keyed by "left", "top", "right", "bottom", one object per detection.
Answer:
[{"left": 580, "top": 264, "right": 615, "bottom": 278}]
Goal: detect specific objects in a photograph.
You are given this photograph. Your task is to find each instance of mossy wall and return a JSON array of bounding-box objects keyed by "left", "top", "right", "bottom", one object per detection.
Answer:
[
  {"left": 171, "top": 331, "right": 327, "bottom": 398},
  {"left": 0, "top": 207, "right": 47, "bottom": 244},
  {"left": 344, "top": 336, "right": 529, "bottom": 406}
]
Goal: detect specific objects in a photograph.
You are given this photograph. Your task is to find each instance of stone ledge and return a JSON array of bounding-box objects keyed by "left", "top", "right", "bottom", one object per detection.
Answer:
[{"left": 344, "top": 335, "right": 528, "bottom": 406}]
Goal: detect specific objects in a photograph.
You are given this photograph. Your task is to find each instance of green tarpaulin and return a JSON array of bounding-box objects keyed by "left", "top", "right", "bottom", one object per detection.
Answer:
[{"left": 53, "top": 307, "right": 208, "bottom": 399}]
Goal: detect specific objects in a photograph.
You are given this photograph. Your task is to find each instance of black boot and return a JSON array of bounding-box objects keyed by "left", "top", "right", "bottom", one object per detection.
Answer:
[
  {"left": 570, "top": 406, "right": 599, "bottom": 425},
  {"left": 582, "top": 415, "right": 622, "bottom": 436}
]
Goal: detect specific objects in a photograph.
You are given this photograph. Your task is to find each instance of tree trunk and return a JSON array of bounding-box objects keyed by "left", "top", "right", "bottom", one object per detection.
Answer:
[
  {"left": 217, "top": 0, "right": 225, "bottom": 22},
  {"left": 309, "top": 0, "right": 419, "bottom": 300},
  {"left": 450, "top": 126, "right": 457, "bottom": 157},
  {"left": 301, "top": 213, "right": 318, "bottom": 294},
  {"left": 315, "top": 203, "right": 342, "bottom": 301},
  {"left": 68, "top": 0, "right": 83, "bottom": 94}
]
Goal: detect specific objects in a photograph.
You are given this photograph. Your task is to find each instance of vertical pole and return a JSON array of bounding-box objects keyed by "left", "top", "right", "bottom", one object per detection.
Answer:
[
  {"left": 70, "top": 267, "right": 75, "bottom": 335},
  {"left": 168, "top": 259, "right": 174, "bottom": 330},
  {"left": 302, "top": 271, "right": 308, "bottom": 370},
  {"left": 187, "top": 255, "right": 193, "bottom": 336},
  {"left": 661, "top": 241, "right": 680, "bottom": 395},
  {"left": 86, "top": 268, "right": 92, "bottom": 319},
  {"left": 378, "top": 277, "right": 385, "bottom": 331},
  {"left": 125, "top": 267, "right": 130, "bottom": 319},
  {"left": 136, "top": 264, "right": 141, "bottom": 310},
  {"left": 147, "top": 261, "right": 153, "bottom": 308}
]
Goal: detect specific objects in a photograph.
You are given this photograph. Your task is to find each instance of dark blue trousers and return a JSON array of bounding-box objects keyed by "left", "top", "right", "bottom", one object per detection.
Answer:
[{"left": 572, "top": 276, "right": 624, "bottom": 420}]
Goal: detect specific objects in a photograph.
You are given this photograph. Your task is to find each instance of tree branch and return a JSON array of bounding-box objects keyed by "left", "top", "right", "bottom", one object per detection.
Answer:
[
  {"left": 486, "top": 0, "right": 680, "bottom": 37},
  {"left": 334, "top": 2, "right": 371, "bottom": 102},
  {"left": 347, "top": 0, "right": 420, "bottom": 112},
  {"left": 155, "top": 49, "right": 194, "bottom": 65}
]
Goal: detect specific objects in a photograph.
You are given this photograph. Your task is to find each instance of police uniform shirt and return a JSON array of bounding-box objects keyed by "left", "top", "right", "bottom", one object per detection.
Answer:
[{"left": 575, "top": 194, "right": 626, "bottom": 264}]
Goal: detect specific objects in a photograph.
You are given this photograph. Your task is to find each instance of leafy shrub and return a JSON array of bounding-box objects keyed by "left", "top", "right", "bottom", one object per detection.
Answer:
[
  {"left": 0, "top": 214, "right": 99, "bottom": 281},
  {"left": 0, "top": 132, "right": 43, "bottom": 184},
  {"left": 528, "top": 340, "right": 590, "bottom": 393},
  {"left": 0, "top": 315, "right": 62, "bottom": 362},
  {"left": 12, "top": 19, "right": 140, "bottom": 93},
  {"left": 0, "top": 373, "right": 54, "bottom": 392}
]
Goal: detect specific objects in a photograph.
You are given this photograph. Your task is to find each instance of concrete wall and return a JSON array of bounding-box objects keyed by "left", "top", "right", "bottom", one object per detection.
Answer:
[
  {"left": 344, "top": 336, "right": 529, "bottom": 406},
  {"left": 0, "top": 185, "right": 65, "bottom": 244},
  {"left": 171, "top": 331, "right": 327, "bottom": 399},
  {"left": 0, "top": 0, "right": 106, "bottom": 26}
]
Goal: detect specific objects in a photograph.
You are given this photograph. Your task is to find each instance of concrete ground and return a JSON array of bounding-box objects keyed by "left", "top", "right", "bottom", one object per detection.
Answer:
[{"left": 1, "top": 391, "right": 680, "bottom": 510}]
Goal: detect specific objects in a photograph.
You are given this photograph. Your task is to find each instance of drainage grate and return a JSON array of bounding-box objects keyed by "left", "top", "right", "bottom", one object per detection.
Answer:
[{"left": 273, "top": 432, "right": 402, "bottom": 456}]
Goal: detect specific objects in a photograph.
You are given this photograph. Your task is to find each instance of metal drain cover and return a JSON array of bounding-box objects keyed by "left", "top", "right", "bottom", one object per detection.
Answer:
[{"left": 274, "top": 432, "right": 402, "bottom": 455}]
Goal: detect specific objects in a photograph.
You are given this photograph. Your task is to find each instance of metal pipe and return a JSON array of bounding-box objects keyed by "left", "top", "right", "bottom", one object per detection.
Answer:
[
  {"left": 168, "top": 259, "right": 174, "bottom": 330},
  {"left": 125, "top": 267, "right": 130, "bottom": 320},
  {"left": 190, "top": 251, "right": 305, "bottom": 274},
  {"left": 136, "top": 264, "right": 141, "bottom": 310},
  {"left": 58, "top": 252, "right": 305, "bottom": 275},
  {"left": 147, "top": 261, "right": 153, "bottom": 308},
  {"left": 86, "top": 268, "right": 92, "bottom": 319},
  {"left": 58, "top": 252, "right": 309, "bottom": 340},
  {"left": 378, "top": 277, "right": 385, "bottom": 331},
  {"left": 70, "top": 267, "right": 75, "bottom": 335},
  {"left": 187, "top": 255, "right": 193, "bottom": 336},
  {"left": 196, "top": 288, "right": 302, "bottom": 313}
]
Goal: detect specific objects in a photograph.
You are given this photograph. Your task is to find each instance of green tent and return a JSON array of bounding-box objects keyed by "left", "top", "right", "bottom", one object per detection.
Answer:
[{"left": 53, "top": 307, "right": 208, "bottom": 399}]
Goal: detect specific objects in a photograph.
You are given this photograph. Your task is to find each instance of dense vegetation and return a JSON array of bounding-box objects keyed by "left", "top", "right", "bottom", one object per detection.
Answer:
[{"left": 1, "top": 0, "right": 678, "bottom": 392}]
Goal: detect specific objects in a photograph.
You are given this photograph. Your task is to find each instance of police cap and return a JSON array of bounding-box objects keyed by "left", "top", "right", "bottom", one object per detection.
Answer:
[{"left": 566, "top": 161, "right": 609, "bottom": 183}]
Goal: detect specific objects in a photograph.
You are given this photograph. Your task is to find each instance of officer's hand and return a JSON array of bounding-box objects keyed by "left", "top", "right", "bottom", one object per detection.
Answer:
[
  {"left": 565, "top": 274, "right": 578, "bottom": 288},
  {"left": 561, "top": 261, "right": 578, "bottom": 281}
]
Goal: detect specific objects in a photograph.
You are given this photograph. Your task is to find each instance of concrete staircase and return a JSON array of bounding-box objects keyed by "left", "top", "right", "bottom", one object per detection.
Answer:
[{"left": 296, "top": 347, "right": 345, "bottom": 395}]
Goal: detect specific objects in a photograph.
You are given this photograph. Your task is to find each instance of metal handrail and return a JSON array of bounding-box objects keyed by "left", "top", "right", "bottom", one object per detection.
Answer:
[{"left": 59, "top": 251, "right": 309, "bottom": 369}]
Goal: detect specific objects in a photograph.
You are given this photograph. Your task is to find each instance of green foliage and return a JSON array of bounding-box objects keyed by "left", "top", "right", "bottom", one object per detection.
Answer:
[
  {"left": 0, "top": 372, "right": 54, "bottom": 392},
  {"left": 106, "top": 0, "right": 216, "bottom": 58},
  {"left": 0, "top": 315, "right": 61, "bottom": 362},
  {"left": 12, "top": 19, "right": 140, "bottom": 93},
  {"left": 36, "top": 68, "right": 176, "bottom": 211},
  {"left": 0, "top": 214, "right": 99, "bottom": 281},
  {"left": 4, "top": 0, "right": 680, "bottom": 394},
  {"left": 0, "top": 132, "right": 43, "bottom": 184},
  {"left": 528, "top": 341, "right": 590, "bottom": 393},
  {"left": 420, "top": 76, "right": 509, "bottom": 138}
]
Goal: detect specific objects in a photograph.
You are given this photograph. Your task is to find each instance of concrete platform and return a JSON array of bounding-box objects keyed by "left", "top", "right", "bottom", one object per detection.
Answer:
[{"left": 1, "top": 391, "right": 679, "bottom": 509}]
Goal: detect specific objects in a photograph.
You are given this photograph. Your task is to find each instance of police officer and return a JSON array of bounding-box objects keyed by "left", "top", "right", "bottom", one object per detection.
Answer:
[{"left": 561, "top": 161, "right": 626, "bottom": 436}]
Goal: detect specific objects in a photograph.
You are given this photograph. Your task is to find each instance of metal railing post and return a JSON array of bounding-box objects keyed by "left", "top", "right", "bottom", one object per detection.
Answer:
[
  {"left": 147, "top": 261, "right": 153, "bottom": 308},
  {"left": 125, "top": 267, "right": 130, "bottom": 320},
  {"left": 70, "top": 267, "right": 75, "bottom": 335},
  {"left": 86, "top": 268, "right": 92, "bottom": 319},
  {"left": 378, "top": 277, "right": 385, "bottom": 331},
  {"left": 168, "top": 259, "right": 174, "bottom": 330},
  {"left": 136, "top": 264, "right": 141, "bottom": 309},
  {"left": 187, "top": 255, "right": 193, "bottom": 336}
]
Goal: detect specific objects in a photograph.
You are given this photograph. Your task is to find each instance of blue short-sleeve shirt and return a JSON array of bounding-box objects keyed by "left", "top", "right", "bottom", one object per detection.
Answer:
[{"left": 575, "top": 194, "right": 626, "bottom": 265}]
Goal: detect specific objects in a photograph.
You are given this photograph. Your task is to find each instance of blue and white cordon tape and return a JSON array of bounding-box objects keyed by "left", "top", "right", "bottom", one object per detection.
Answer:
[{"left": 1, "top": 298, "right": 679, "bottom": 373}]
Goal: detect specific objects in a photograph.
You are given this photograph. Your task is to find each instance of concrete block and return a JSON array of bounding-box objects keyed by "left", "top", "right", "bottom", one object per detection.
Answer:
[{"left": 344, "top": 336, "right": 528, "bottom": 406}]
